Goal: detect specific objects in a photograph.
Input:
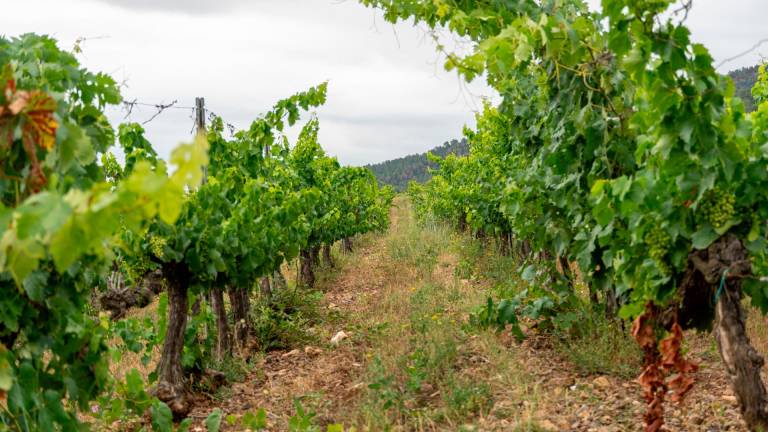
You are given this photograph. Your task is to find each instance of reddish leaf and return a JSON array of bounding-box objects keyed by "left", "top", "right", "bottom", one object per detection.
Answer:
[
  {"left": 644, "top": 392, "right": 665, "bottom": 432},
  {"left": 659, "top": 323, "right": 683, "bottom": 369},
  {"left": 21, "top": 90, "right": 58, "bottom": 151},
  {"left": 632, "top": 308, "right": 656, "bottom": 348},
  {"left": 637, "top": 364, "right": 665, "bottom": 400},
  {"left": 668, "top": 373, "right": 696, "bottom": 402},
  {"left": 0, "top": 76, "right": 58, "bottom": 193},
  {"left": 8, "top": 89, "right": 29, "bottom": 115}
]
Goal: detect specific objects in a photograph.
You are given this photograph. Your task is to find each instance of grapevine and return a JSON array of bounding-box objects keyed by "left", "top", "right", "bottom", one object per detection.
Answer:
[
  {"left": 358, "top": 0, "right": 768, "bottom": 429},
  {"left": 0, "top": 34, "right": 200, "bottom": 430},
  {"left": 0, "top": 33, "right": 393, "bottom": 430}
]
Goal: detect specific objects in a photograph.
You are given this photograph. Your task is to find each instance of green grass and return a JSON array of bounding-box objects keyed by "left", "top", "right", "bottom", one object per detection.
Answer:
[
  {"left": 386, "top": 217, "right": 453, "bottom": 277},
  {"left": 553, "top": 306, "right": 641, "bottom": 379},
  {"left": 452, "top": 228, "right": 642, "bottom": 380},
  {"left": 443, "top": 379, "right": 493, "bottom": 419},
  {"left": 250, "top": 285, "right": 324, "bottom": 351},
  {"left": 360, "top": 278, "right": 478, "bottom": 429},
  {"left": 353, "top": 202, "right": 503, "bottom": 429}
]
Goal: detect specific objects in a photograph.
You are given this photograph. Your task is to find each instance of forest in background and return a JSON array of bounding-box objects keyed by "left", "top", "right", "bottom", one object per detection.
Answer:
[
  {"left": 364, "top": 138, "right": 468, "bottom": 191},
  {"left": 730, "top": 65, "right": 760, "bottom": 112}
]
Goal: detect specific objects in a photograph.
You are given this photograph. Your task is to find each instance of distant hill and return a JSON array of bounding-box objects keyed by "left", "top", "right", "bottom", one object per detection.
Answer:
[
  {"left": 729, "top": 65, "right": 759, "bottom": 112},
  {"left": 365, "top": 139, "right": 469, "bottom": 191}
]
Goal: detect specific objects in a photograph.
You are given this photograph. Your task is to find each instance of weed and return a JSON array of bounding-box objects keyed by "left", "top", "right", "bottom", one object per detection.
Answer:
[
  {"left": 457, "top": 229, "right": 641, "bottom": 383},
  {"left": 289, "top": 399, "right": 320, "bottom": 432},
  {"left": 251, "top": 287, "right": 323, "bottom": 351},
  {"left": 444, "top": 380, "right": 493, "bottom": 418},
  {"left": 367, "top": 356, "right": 405, "bottom": 412},
  {"left": 554, "top": 305, "right": 641, "bottom": 379},
  {"left": 215, "top": 351, "right": 253, "bottom": 382},
  {"left": 386, "top": 219, "right": 452, "bottom": 276}
]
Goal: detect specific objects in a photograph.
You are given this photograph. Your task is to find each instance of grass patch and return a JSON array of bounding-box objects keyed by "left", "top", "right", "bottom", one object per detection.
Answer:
[
  {"left": 210, "top": 354, "right": 254, "bottom": 386},
  {"left": 386, "top": 215, "right": 453, "bottom": 278},
  {"left": 454, "top": 229, "right": 642, "bottom": 380},
  {"left": 359, "top": 280, "right": 472, "bottom": 429},
  {"left": 350, "top": 201, "right": 500, "bottom": 429},
  {"left": 250, "top": 286, "right": 324, "bottom": 351},
  {"left": 443, "top": 379, "right": 493, "bottom": 419},
  {"left": 554, "top": 306, "right": 641, "bottom": 378}
]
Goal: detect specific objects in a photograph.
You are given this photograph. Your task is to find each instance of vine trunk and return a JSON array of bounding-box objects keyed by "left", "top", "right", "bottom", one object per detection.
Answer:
[{"left": 155, "top": 264, "right": 191, "bottom": 418}]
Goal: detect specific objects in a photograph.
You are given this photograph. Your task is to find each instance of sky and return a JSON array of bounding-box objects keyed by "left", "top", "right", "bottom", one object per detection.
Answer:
[{"left": 2, "top": 0, "right": 767, "bottom": 166}]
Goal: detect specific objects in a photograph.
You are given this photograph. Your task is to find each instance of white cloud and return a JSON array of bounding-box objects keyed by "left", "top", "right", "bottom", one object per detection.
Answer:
[{"left": 2, "top": 0, "right": 766, "bottom": 165}]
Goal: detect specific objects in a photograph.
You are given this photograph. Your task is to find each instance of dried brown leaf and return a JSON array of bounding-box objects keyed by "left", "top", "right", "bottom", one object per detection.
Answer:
[
  {"left": 632, "top": 307, "right": 657, "bottom": 348},
  {"left": 668, "top": 373, "right": 695, "bottom": 402}
]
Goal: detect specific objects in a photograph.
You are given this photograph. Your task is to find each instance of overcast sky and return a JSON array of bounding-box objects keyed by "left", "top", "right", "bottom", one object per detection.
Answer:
[{"left": 3, "top": 0, "right": 767, "bottom": 166}]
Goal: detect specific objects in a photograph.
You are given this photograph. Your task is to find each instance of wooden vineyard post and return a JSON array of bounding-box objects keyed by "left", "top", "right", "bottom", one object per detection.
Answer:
[{"left": 196, "top": 97, "right": 207, "bottom": 184}]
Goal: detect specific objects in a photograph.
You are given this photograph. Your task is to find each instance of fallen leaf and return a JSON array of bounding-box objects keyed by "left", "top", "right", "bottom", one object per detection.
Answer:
[{"left": 330, "top": 331, "right": 348, "bottom": 345}]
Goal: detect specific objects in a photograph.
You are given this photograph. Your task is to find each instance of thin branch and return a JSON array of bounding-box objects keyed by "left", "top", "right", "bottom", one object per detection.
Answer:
[
  {"left": 671, "top": 0, "right": 693, "bottom": 25},
  {"left": 122, "top": 100, "right": 195, "bottom": 110},
  {"left": 141, "top": 100, "right": 178, "bottom": 125},
  {"left": 204, "top": 109, "right": 238, "bottom": 137},
  {"left": 716, "top": 38, "right": 768, "bottom": 70},
  {"left": 122, "top": 98, "right": 138, "bottom": 119}
]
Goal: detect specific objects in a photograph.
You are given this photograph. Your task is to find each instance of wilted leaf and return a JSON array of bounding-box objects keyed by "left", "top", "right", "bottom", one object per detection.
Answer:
[{"left": 631, "top": 308, "right": 656, "bottom": 349}]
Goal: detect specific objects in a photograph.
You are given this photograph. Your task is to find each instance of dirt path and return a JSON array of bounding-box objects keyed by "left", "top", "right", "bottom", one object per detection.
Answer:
[
  {"left": 186, "top": 199, "right": 751, "bottom": 431},
  {"left": 186, "top": 208, "right": 397, "bottom": 430}
]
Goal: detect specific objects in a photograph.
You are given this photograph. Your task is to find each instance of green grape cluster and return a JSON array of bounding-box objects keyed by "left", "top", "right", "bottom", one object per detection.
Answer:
[
  {"left": 198, "top": 228, "right": 209, "bottom": 247},
  {"left": 699, "top": 187, "right": 736, "bottom": 229},
  {"left": 149, "top": 235, "right": 167, "bottom": 259},
  {"left": 645, "top": 225, "right": 671, "bottom": 274}
]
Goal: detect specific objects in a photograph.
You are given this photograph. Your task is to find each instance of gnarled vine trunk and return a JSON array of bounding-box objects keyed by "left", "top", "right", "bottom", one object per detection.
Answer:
[
  {"left": 259, "top": 276, "right": 272, "bottom": 299},
  {"left": 557, "top": 255, "right": 574, "bottom": 290},
  {"left": 683, "top": 234, "right": 768, "bottom": 431},
  {"left": 604, "top": 288, "right": 618, "bottom": 318},
  {"left": 322, "top": 243, "right": 334, "bottom": 268},
  {"left": 210, "top": 288, "right": 230, "bottom": 362},
  {"left": 100, "top": 269, "right": 164, "bottom": 320},
  {"left": 310, "top": 245, "right": 321, "bottom": 268},
  {"left": 457, "top": 212, "right": 467, "bottom": 232},
  {"left": 300, "top": 248, "right": 315, "bottom": 288},
  {"left": 498, "top": 233, "right": 511, "bottom": 256},
  {"left": 715, "top": 278, "right": 768, "bottom": 431},
  {"left": 520, "top": 239, "right": 532, "bottom": 260},
  {"left": 342, "top": 237, "right": 353, "bottom": 254},
  {"left": 155, "top": 264, "right": 191, "bottom": 419},
  {"left": 227, "top": 286, "right": 250, "bottom": 348}
]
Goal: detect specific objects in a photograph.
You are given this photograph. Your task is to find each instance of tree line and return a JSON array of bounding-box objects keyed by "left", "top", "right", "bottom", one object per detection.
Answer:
[{"left": 365, "top": 138, "right": 468, "bottom": 191}]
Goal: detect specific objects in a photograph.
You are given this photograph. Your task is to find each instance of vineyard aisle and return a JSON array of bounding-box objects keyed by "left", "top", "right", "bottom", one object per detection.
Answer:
[{"left": 190, "top": 197, "right": 748, "bottom": 431}]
